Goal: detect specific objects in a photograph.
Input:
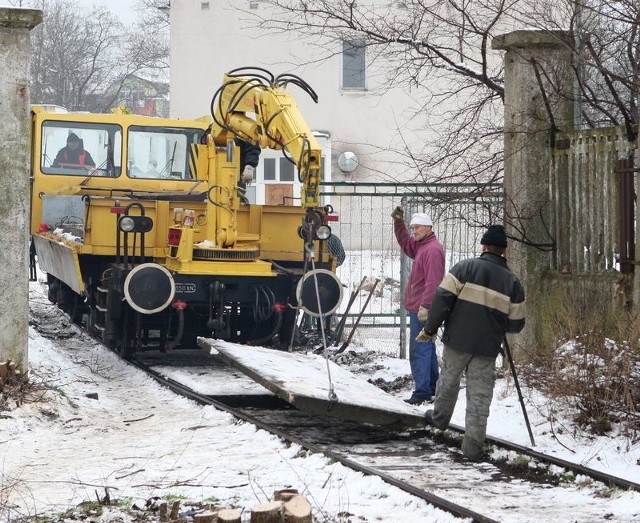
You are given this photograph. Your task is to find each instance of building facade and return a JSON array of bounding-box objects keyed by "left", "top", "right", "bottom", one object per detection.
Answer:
[{"left": 168, "top": 0, "right": 430, "bottom": 186}]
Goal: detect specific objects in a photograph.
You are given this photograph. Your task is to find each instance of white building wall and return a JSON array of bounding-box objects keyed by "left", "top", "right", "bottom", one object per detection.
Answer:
[
  {"left": 169, "top": 0, "right": 428, "bottom": 185},
  {"left": 168, "top": 1, "right": 538, "bottom": 249}
]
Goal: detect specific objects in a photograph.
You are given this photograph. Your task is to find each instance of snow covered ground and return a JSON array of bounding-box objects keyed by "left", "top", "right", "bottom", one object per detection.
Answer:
[{"left": 1, "top": 280, "right": 640, "bottom": 522}]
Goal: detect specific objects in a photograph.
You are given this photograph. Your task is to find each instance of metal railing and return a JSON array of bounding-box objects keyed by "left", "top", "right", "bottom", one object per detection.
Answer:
[{"left": 320, "top": 182, "right": 504, "bottom": 356}]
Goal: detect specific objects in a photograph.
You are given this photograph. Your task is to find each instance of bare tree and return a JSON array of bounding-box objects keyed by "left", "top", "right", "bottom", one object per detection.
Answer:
[
  {"left": 133, "top": 0, "right": 170, "bottom": 29},
  {"left": 23, "top": 0, "right": 169, "bottom": 112},
  {"left": 243, "top": 1, "right": 511, "bottom": 186},
  {"left": 245, "top": 0, "right": 639, "bottom": 186},
  {"left": 100, "top": 4, "right": 170, "bottom": 112},
  {"left": 28, "top": 0, "right": 122, "bottom": 110},
  {"left": 572, "top": 0, "right": 639, "bottom": 136}
]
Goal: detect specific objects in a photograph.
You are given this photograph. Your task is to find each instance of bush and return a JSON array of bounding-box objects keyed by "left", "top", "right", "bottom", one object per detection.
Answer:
[{"left": 524, "top": 291, "right": 640, "bottom": 440}]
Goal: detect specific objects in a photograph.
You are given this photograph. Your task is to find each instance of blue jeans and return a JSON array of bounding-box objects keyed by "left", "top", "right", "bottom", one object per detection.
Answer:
[{"left": 408, "top": 312, "right": 439, "bottom": 399}]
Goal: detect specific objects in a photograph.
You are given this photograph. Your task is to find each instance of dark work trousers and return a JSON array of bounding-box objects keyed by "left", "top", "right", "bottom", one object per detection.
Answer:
[
  {"left": 432, "top": 345, "right": 496, "bottom": 460},
  {"left": 408, "top": 311, "right": 439, "bottom": 400}
]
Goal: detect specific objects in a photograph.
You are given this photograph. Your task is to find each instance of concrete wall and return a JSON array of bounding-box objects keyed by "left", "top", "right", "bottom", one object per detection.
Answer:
[{"left": 0, "top": 8, "right": 42, "bottom": 370}]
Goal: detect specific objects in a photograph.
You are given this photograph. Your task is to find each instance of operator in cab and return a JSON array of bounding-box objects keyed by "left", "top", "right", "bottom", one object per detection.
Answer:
[{"left": 53, "top": 133, "right": 96, "bottom": 170}]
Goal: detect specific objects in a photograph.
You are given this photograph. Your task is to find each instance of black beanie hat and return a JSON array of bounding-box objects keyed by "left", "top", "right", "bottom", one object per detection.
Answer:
[
  {"left": 67, "top": 132, "right": 80, "bottom": 143},
  {"left": 481, "top": 225, "right": 508, "bottom": 247}
]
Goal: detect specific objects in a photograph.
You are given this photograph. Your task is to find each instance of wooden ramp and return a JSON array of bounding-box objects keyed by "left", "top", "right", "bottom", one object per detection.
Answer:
[{"left": 197, "top": 337, "right": 427, "bottom": 427}]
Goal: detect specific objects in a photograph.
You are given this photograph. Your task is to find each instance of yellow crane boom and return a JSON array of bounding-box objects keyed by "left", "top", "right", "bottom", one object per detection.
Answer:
[{"left": 209, "top": 67, "right": 322, "bottom": 209}]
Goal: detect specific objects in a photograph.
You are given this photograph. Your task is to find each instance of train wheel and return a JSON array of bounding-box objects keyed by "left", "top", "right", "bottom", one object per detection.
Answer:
[
  {"left": 69, "top": 295, "right": 84, "bottom": 325},
  {"left": 46, "top": 275, "right": 59, "bottom": 304},
  {"left": 56, "top": 282, "right": 83, "bottom": 324}
]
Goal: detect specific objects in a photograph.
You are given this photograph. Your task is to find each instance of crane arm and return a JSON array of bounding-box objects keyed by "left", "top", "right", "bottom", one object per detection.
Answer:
[{"left": 209, "top": 68, "right": 323, "bottom": 208}]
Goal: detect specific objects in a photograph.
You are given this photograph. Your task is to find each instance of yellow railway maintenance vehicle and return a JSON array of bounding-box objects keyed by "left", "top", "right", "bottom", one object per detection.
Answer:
[{"left": 30, "top": 68, "right": 343, "bottom": 357}]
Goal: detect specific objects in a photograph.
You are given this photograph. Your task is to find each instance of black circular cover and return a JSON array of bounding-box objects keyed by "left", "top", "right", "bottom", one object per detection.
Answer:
[
  {"left": 296, "top": 269, "right": 343, "bottom": 317},
  {"left": 124, "top": 263, "right": 175, "bottom": 314}
]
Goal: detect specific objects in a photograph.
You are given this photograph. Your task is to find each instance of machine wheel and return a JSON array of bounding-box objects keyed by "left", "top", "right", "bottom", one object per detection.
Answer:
[
  {"left": 46, "top": 275, "right": 59, "bottom": 304},
  {"left": 56, "top": 282, "right": 83, "bottom": 324}
]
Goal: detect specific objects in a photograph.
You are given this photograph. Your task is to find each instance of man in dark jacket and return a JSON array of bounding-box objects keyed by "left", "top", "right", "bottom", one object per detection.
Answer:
[
  {"left": 235, "top": 137, "right": 261, "bottom": 203},
  {"left": 422, "top": 224, "right": 525, "bottom": 460},
  {"left": 327, "top": 234, "right": 346, "bottom": 267},
  {"left": 237, "top": 137, "right": 261, "bottom": 182},
  {"left": 53, "top": 133, "right": 95, "bottom": 169}
]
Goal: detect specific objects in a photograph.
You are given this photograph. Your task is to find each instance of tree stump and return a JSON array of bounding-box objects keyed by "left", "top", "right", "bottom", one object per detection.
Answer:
[
  {"left": 159, "top": 502, "right": 168, "bottom": 522},
  {"left": 169, "top": 500, "right": 180, "bottom": 520},
  {"left": 284, "top": 495, "right": 312, "bottom": 523},
  {"left": 250, "top": 500, "right": 284, "bottom": 522},
  {"left": 193, "top": 510, "right": 218, "bottom": 523},
  {"left": 217, "top": 508, "right": 242, "bottom": 522},
  {"left": 273, "top": 488, "right": 299, "bottom": 502}
]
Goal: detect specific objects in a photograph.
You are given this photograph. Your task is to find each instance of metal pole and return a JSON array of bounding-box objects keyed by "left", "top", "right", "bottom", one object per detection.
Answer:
[
  {"left": 333, "top": 276, "right": 366, "bottom": 345},
  {"left": 399, "top": 196, "right": 408, "bottom": 358},
  {"left": 503, "top": 337, "right": 536, "bottom": 446}
]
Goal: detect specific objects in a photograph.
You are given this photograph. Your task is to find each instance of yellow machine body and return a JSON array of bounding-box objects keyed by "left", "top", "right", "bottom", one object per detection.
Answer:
[{"left": 30, "top": 69, "right": 341, "bottom": 355}]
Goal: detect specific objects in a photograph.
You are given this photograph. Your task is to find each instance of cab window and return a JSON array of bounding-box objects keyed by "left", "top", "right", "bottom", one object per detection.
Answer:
[
  {"left": 127, "top": 126, "right": 204, "bottom": 180},
  {"left": 41, "top": 121, "right": 122, "bottom": 177}
]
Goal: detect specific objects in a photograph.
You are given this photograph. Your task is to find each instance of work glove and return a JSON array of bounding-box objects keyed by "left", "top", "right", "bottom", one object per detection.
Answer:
[
  {"left": 417, "top": 305, "right": 429, "bottom": 325},
  {"left": 391, "top": 205, "right": 404, "bottom": 221},
  {"left": 241, "top": 165, "right": 255, "bottom": 184},
  {"left": 416, "top": 329, "right": 437, "bottom": 342}
]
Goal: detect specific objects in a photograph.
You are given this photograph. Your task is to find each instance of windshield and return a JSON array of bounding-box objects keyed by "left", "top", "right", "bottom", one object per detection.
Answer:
[
  {"left": 41, "top": 121, "right": 122, "bottom": 177},
  {"left": 127, "top": 126, "right": 204, "bottom": 180}
]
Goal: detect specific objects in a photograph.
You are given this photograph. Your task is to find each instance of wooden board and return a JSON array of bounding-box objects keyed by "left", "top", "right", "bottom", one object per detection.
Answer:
[
  {"left": 265, "top": 184, "right": 294, "bottom": 206},
  {"left": 197, "top": 338, "right": 427, "bottom": 427}
]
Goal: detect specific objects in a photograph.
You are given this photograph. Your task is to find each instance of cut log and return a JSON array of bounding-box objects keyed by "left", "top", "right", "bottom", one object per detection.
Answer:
[
  {"left": 159, "top": 502, "right": 168, "bottom": 522},
  {"left": 250, "top": 500, "right": 284, "bottom": 522},
  {"left": 169, "top": 500, "right": 181, "bottom": 520},
  {"left": 273, "top": 488, "right": 299, "bottom": 502},
  {"left": 193, "top": 510, "right": 218, "bottom": 523},
  {"left": 284, "top": 495, "right": 312, "bottom": 523},
  {"left": 217, "top": 508, "right": 242, "bottom": 522}
]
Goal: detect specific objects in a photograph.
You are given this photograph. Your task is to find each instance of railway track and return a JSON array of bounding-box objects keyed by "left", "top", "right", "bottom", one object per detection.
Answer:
[
  {"left": 28, "top": 293, "right": 640, "bottom": 523},
  {"left": 132, "top": 350, "right": 640, "bottom": 523}
]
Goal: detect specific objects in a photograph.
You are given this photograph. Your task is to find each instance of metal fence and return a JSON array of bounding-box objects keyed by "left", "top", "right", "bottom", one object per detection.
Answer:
[{"left": 320, "top": 182, "right": 503, "bottom": 357}]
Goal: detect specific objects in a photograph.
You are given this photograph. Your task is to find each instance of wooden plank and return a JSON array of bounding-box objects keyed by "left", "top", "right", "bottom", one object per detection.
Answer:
[{"left": 197, "top": 338, "right": 426, "bottom": 427}]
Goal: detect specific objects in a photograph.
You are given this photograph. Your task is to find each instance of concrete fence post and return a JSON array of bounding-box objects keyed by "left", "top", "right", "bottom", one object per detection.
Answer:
[
  {"left": 492, "top": 30, "right": 574, "bottom": 351},
  {"left": 0, "top": 8, "right": 42, "bottom": 371},
  {"left": 636, "top": 110, "right": 640, "bottom": 307}
]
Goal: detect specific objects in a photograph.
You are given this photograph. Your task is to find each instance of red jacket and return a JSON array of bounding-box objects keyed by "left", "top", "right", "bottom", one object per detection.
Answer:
[{"left": 394, "top": 220, "right": 445, "bottom": 313}]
